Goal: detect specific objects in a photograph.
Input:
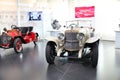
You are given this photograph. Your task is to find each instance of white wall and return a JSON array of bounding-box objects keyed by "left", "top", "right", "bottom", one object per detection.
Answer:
[
  {"left": 66, "top": 0, "right": 120, "bottom": 41},
  {"left": 0, "top": 0, "right": 120, "bottom": 41},
  {"left": 95, "top": 0, "right": 120, "bottom": 41},
  {"left": 45, "top": 0, "right": 120, "bottom": 41}
]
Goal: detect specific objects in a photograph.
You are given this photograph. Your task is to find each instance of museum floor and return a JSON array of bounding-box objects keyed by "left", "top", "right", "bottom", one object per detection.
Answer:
[{"left": 0, "top": 40, "right": 119, "bottom": 80}]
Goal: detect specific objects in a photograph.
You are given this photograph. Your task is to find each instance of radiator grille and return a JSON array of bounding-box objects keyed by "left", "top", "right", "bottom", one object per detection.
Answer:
[
  {"left": 64, "top": 30, "right": 79, "bottom": 51},
  {"left": 0, "top": 34, "right": 11, "bottom": 44}
]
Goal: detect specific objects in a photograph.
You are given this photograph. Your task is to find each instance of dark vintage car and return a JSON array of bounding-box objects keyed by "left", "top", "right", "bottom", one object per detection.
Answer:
[
  {"left": 45, "top": 24, "right": 100, "bottom": 68},
  {"left": 0, "top": 25, "right": 39, "bottom": 53}
]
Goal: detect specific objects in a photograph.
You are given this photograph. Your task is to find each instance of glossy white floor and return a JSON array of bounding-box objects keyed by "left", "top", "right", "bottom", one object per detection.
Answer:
[
  {"left": 97, "top": 41, "right": 119, "bottom": 80},
  {"left": 0, "top": 40, "right": 119, "bottom": 80}
]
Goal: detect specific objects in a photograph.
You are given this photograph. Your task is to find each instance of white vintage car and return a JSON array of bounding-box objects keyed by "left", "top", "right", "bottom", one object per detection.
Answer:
[{"left": 45, "top": 24, "right": 100, "bottom": 68}]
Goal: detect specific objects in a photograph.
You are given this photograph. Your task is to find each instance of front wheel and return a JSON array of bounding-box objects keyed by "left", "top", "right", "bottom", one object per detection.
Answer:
[
  {"left": 46, "top": 43, "right": 56, "bottom": 64},
  {"left": 91, "top": 41, "right": 99, "bottom": 68},
  {"left": 14, "top": 38, "right": 23, "bottom": 53}
]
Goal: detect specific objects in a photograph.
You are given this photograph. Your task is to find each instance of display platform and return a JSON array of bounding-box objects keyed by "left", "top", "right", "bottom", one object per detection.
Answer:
[{"left": 115, "top": 31, "right": 120, "bottom": 49}]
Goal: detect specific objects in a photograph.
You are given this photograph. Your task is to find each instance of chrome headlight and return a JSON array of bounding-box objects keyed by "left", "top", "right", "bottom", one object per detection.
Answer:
[
  {"left": 57, "top": 33, "right": 65, "bottom": 41},
  {"left": 77, "top": 33, "right": 85, "bottom": 40},
  {"left": 7, "top": 36, "right": 12, "bottom": 41}
]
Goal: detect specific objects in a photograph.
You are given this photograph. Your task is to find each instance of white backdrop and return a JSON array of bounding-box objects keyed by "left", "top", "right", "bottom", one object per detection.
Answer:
[{"left": 0, "top": 0, "right": 120, "bottom": 41}]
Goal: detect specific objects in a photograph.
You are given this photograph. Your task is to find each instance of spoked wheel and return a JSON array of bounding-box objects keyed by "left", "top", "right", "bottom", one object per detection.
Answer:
[
  {"left": 46, "top": 43, "right": 56, "bottom": 64},
  {"left": 91, "top": 41, "right": 99, "bottom": 68},
  {"left": 34, "top": 33, "right": 39, "bottom": 46},
  {"left": 14, "top": 38, "right": 23, "bottom": 53}
]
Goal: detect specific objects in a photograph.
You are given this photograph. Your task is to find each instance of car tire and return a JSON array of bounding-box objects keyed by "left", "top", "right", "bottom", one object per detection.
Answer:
[
  {"left": 91, "top": 41, "right": 99, "bottom": 68},
  {"left": 46, "top": 43, "right": 55, "bottom": 64},
  {"left": 14, "top": 38, "right": 23, "bottom": 53},
  {"left": 34, "top": 33, "right": 39, "bottom": 46}
]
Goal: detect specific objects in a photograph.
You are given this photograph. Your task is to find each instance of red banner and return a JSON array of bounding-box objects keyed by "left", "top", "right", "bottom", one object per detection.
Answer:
[{"left": 75, "top": 6, "right": 95, "bottom": 18}]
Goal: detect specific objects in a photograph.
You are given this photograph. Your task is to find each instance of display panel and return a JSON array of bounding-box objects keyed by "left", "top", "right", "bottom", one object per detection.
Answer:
[
  {"left": 75, "top": 6, "right": 95, "bottom": 18},
  {"left": 28, "top": 11, "right": 42, "bottom": 21}
]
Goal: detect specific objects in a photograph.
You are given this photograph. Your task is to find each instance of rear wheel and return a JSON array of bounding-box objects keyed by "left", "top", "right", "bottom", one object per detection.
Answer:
[
  {"left": 91, "top": 41, "right": 99, "bottom": 68},
  {"left": 34, "top": 33, "right": 39, "bottom": 46},
  {"left": 46, "top": 43, "right": 56, "bottom": 64},
  {"left": 14, "top": 38, "right": 23, "bottom": 53}
]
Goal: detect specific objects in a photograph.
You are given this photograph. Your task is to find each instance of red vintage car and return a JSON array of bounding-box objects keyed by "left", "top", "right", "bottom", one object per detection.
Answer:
[{"left": 0, "top": 25, "right": 39, "bottom": 53}]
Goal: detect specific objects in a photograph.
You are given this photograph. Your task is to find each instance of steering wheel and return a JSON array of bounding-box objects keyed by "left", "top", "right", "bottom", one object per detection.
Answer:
[
  {"left": 11, "top": 25, "right": 18, "bottom": 29},
  {"left": 68, "top": 23, "right": 78, "bottom": 28},
  {"left": 3, "top": 27, "right": 7, "bottom": 32}
]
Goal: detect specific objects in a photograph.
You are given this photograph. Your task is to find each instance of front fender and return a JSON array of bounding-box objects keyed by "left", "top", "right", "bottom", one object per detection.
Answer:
[
  {"left": 86, "top": 36, "right": 100, "bottom": 43},
  {"left": 14, "top": 36, "right": 25, "bottom": 43},
  {"left": 45, "top": 36, "right": 58, "bottom": 45},
  {"left": 45, "top": 36, "right": 61, "bottom": 54}
]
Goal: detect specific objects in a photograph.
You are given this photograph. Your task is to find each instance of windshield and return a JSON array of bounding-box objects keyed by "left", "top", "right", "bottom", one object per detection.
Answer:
[{"left": 66, "top": 23, "right": 79, "bottom": 29}]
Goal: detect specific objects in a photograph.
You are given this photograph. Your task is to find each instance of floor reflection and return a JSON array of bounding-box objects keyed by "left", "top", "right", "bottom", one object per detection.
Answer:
[
  {"left": 0, "top": 43, "right": 45, "bottom": 80},
  {"left": 97, "top": 41, "right": 119, "bottom": 80},
  {"left": 115, "top": 49, "right": 120, "bottom": 80},
  {"left": 0, "top": 40, "right": 119, "bottom": 80},
  {"left": 46, "top": 58, "right": 96, "bottom": 80}
]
